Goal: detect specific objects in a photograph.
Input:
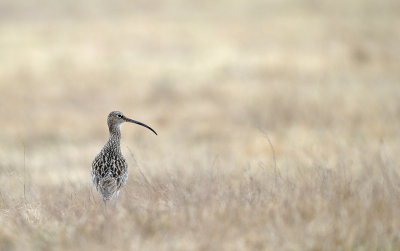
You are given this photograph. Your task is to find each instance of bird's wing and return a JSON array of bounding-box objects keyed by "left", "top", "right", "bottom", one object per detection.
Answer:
[{"left": 110, "top": 156, "right": 128, "bottom": 189}]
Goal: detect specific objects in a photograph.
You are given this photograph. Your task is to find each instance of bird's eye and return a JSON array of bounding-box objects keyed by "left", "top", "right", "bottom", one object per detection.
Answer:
[{"left": 117, "top": 114, "right": 123, "bottom": 118}]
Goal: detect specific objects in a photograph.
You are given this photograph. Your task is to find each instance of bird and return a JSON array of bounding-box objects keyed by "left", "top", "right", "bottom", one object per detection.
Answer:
[{"left": 91, "top": 111, "right": 157, "bottom": 205}]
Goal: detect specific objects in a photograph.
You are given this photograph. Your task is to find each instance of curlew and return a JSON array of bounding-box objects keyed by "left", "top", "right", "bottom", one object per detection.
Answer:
[{"left": 91, "top": 111, "right": 157, "bottom": 205}]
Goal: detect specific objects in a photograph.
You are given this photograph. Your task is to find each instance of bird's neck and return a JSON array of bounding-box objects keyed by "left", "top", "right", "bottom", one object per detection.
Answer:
[
  {"left": 109, "top": 123, "right": 121, "bottom": 137},
  {"left": 105, "top": 124, "right": 122, "bottom": 154}
]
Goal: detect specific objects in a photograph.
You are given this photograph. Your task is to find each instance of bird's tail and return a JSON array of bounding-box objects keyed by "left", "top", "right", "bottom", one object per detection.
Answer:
[{"left": 99, "top": 176, "right": 119, "bottom": 203}]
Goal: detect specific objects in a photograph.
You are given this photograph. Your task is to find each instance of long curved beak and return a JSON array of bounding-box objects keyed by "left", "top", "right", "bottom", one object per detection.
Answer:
[{"left": 124, "top": 117, "right": 158, "bottom": 135}]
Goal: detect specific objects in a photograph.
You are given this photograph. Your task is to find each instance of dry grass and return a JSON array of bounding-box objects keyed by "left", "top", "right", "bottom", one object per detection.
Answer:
[{"left": 1, "top": 0, "right": 400, "bottom": 250}]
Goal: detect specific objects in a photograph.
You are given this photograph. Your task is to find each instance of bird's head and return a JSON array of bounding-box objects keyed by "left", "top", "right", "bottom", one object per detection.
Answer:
[{"left": 107, "top": 111, "right": 157, "bottom": 135}]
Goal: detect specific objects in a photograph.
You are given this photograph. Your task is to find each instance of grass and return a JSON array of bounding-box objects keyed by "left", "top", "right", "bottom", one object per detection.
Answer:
[{"left": 0, "top": 0, "right": 400, "bottom": 250}]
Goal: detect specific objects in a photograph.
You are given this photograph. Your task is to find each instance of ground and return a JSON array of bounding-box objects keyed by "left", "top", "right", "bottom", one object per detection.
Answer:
[{"left": 0, "top": 0, "right": 400, "bottom": 250}]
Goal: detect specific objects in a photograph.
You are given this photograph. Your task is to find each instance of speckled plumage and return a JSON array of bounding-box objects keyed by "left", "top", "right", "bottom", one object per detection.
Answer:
[{"left": 91, "top": 111, "right": 157, "bottom": 204}]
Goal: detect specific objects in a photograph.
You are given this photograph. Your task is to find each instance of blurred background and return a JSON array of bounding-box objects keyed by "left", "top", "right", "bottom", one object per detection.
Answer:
[{"left": 0, "top": 0, "right": 399, "bottom": 249}]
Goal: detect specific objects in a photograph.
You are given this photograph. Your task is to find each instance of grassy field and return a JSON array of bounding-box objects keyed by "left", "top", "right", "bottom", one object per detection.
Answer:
[{"left": 1, "top": 0, "right": 400, "bottom": 250}]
